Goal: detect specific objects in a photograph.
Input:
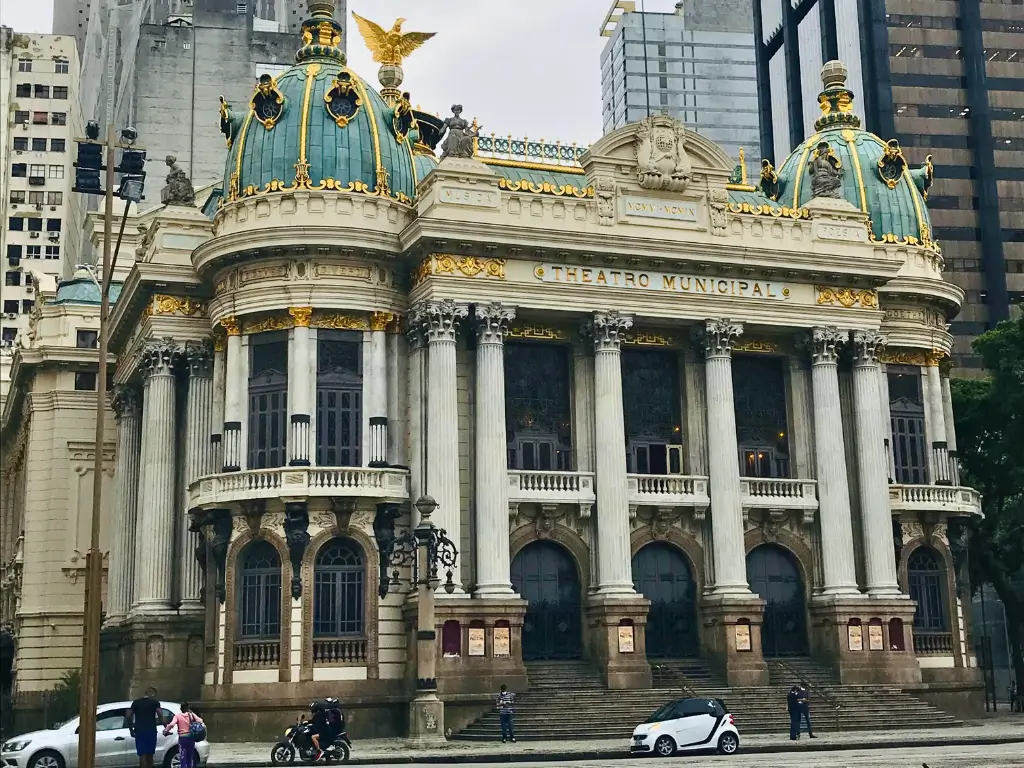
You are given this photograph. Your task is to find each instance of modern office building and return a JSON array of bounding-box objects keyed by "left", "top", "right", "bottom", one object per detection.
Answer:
[
  {"left": 600, "top": 0, "right": 760, "bottom": 167},
  {"left": 0, "top": 30, "right": 85, "bottom": 405},
  {"left": 754, "top": 0, "right": 1024, "bottom": 370}
]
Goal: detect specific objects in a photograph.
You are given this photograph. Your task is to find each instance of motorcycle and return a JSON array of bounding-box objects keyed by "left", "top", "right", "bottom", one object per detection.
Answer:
[{"left": 270, "top": 716, "right": 352, "bottom": 764}]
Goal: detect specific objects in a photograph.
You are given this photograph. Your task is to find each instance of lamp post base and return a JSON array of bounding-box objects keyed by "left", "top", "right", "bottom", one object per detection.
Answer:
[{"left": 405, "top": 693, "right": 447, "bottom": 749}]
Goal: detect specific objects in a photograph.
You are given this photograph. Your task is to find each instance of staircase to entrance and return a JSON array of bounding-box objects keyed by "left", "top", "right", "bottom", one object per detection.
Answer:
[{"left": 453, "top": 658, "right": 961, "bottom": 742}]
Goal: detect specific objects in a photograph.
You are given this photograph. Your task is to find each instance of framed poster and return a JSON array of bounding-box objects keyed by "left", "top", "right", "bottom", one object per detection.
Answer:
[
  {"left": 868, "top": 623, "right": 884, "bottom": 651},
  {"left": 734, "top": 623, "right": 752, "bottom": 652},
  {"left": 468, "top": 627, "right": 485, "bottom": 657},
  {"left": 617, "top": 624, "right": 635, "bottom": 654},
  {"left": 848, "top": 623, "right": 864, "bottom": 651},
  {"left": 493, "top": 626, "right": 511, "bottom": 657}
]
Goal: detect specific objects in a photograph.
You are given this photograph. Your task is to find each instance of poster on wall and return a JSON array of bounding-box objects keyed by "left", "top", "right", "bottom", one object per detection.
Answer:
[
  {"left": 868, "top": 623, "right": 884, "bottom": 651},
  {"left": 468, "top": 627, "right": 486, "bottom": 657},
  {"left": 848, "top": 623, "right": 864, "bottom": 651},
  {"left": 618, "top": 625, "right": 635, "bottom": 654},
  {"left": 734, "top": 623, "right": 752, "bottom": 652},
  {"left": 493, "top": 626, "right": 511, "bottom": 657}
]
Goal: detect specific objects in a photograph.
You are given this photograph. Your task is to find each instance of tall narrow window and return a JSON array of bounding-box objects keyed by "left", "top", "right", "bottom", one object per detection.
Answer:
[
  {"left": 248, "top": 332, "right": 288, "bottom": 469},
  {"left": 889, "top": 367, "right": 926, "bottom": 484},
  {"left": 238, "top": 540, "right": 281, "bottom": 639},
  {"left": 908, "top": 547, "right": 947, "bottom": 632},
  {"left": 316, "top": 331, "right": 362, "bottom": 466},
  {"left": 622, "top": 348, "right": 682, "bottom": 475},
  {"left": 733, "top": 355, "right": 790, "bottom": 478},
  {"left": 504, "top": 342, "right": 574, "bottom": 471},
  {"left": 313, "top": 539, "right": 365, "bottom": 636}
]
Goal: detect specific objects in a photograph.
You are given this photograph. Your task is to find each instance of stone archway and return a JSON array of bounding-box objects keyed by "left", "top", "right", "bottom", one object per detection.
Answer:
[
  {"left": 510, "top": 540, "right": 583, "bottom": 660},
  {"left": 746, "top": 543, "right": 809, "bottom": 657},
  {"left": 631, "top": 541, "right": 700, "bottom": 658}
]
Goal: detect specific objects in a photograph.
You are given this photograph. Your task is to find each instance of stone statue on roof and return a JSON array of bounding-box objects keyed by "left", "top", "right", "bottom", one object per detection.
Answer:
[
  {"left": 439, "top": 105, "right": 480, "bottom": 160},
  {"left": 161, "top": 155, "right": 196, "bottom": 206},
  {"left": 809, "top": 141, "right": 844, "bottom": 199}
]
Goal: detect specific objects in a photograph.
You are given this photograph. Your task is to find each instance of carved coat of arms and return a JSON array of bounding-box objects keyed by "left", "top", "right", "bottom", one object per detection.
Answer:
[{"left": 634, "top": 115, "right": 692, "bottom": 192}]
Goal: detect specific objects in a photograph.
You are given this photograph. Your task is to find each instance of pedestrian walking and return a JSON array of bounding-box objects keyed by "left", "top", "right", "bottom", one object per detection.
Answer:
[
  {"left": 496, "top": 684, "right": 516, "bottom": 743},
  {"left": 163, "top": 702, "right": 204, "bottom": 768},
  {"left": 786, "top": 685, "right": 800, "bottom": 740},
  {"left": 126, "top": 687, "right": 166, "bottom": 768},
  {"left": 797, "top": 682, "right": 816, "bottom": 738}
]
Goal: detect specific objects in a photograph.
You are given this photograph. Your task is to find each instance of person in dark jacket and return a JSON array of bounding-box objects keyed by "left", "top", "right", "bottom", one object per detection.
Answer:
[
  {"left": 786, "top": 685, "right": 800, "bottom": 740},
  {"left": 797, "top": 683, "right": 816, "bottom": 738}
]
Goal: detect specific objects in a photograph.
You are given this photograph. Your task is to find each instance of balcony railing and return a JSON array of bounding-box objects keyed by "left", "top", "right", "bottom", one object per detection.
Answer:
[
  {"left": 741, "top": 478, "right": 819, "bottom": 510},
  {"left": 188, "top": 466, "right": 410, "bottom": 507},
  {"left": 312, "top": 637, "right": 368, "bottom": 666},
  {"left": 508, "top": 470, "right": 596, "bottom": 504},
  {"left": 627, "top": 474, "right": 710, "bottom": 508},
  {"left": 889, "top": 485, "right": 982, "bottom": 516},
  {"left": 912, "top": 630, "right": 954, "bottom": 656},
  {"left": 234, "top": 639, "right": 280, "bottom": 668}
]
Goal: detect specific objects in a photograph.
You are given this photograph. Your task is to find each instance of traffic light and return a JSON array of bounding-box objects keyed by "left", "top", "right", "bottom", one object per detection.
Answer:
[
  {"left": 73, "top": 141, "right": 104, "bottom": 195},
  {"left": 115, "top": 148, "right": 147, "bottom": 202}
]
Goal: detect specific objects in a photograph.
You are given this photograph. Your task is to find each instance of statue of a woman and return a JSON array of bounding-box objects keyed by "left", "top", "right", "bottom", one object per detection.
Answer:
[
  {"left": 439, "top": 104, "right": 480, "bottom": 159},
  {"left": 809, "top": 141, "right": 844, "bottom": 199}
]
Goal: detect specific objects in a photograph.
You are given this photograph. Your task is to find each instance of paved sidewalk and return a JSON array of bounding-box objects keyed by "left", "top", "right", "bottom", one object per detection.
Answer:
[{"left": 209, "top": 718, "right": 1024, "bottom": 765}]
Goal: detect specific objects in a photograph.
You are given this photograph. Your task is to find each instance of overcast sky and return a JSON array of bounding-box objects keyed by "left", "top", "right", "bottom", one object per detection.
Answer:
[{"left": 0, "top": 0, "right": 685, "bottom": 144}]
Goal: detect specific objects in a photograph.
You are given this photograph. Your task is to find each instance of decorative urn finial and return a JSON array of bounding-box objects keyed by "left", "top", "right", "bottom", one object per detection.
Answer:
[
  {"left": 814, "top": 60, "right": 861, "bottom": 132},
  {"left": 296, "top": 0, "right": 346, "bottom": 65}
]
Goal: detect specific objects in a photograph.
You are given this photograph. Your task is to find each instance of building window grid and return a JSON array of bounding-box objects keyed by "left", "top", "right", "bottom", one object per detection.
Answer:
[
  {"left": 313, "top": 539, "right": 365, "bottom": 637},
  {"left": 238, "top": 541, "right": 282, "bottom": 639},
  {"left": 315, "top": 334, "right": 363, "bottom": 468},
  {"left": 248, "top": 335, "right": 289, "bottom": 470}
]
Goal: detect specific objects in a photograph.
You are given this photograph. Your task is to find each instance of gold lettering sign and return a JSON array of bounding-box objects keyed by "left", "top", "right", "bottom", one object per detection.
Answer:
[
  {"left": 533, "top": 264, "right": 793, "bottom": 301},
  {"left": 622, "top": 195, "right": 698, "bottom": 223}
]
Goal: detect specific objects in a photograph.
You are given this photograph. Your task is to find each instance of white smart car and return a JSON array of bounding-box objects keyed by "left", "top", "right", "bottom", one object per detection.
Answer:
[
  {"left": 630, "top": 697, "right": 740, "bottom": 757},
  {"left": 1, "top": 701, "right": 211, "bottom": 768}
]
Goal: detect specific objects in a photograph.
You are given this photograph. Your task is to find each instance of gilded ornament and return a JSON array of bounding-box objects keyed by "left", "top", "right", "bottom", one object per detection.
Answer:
[
  {"left": 351, "top": 14, "right": 436, "bottom": 67},
  {"left": 498, "top": 178, "right": 593, "bottom": 198},
  {"left": 759, "top": 158, "right": 780, "bottom": 200},
  {"left": 370, "top": 312, "right": 395, "bottom": 332},
  {"left": 727, "top": 202, "right": 808, "bottom": 219},
  {"left": 877, "top": 139, "right": 909, "bottom": 190},
  {"left": 213, "top": 334, "right": 226, "bottom": 353},
  {"left": 415, "top": 255, "right": 506, "bottom": 285},
  {"left": 879, "top": 350, "right": 929, "bottom": 367},
  {"left": 506, "top": 326, "right": 569, "bottom": 342},
  {"left": 250, "top": 74, "right": 285, "bottom": 130},
  {"left": 288, "top": 307, "right": 314, "bottom": 328},
  {"left": 924, "top": 351, "right": 946, "bottom": 368},
  {"left": 733, "top": 340, "right": 778, "bottom": 354},
  {"left": 243, "top": 315, "right": 294, "bottom": 334},
  {"left": 622, "top": 331, "right": 676, "bottom": 347},
  {"left": 220, "top": 316, "right": 241, "bottom": 337},
  {"left": 153, "top": 294, "right": 206, "bottom": 317},
  {"left": 324, "top": 73, "right": 362, "bottom": 127},
  {"left": 312, "top": 313, "right": 370, "bottom": 330},
  {"left": 815, "top": 286, "right": 879, "bottom": 309}
]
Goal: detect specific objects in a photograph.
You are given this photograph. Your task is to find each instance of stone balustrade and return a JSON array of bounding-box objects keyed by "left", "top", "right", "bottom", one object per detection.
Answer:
[
  {"left": 312, "top": 637, "right": 368, "bottom": 666},
  {"left": 741, "top": 478, "right": 819, "bottom": 511},
  {"left": 188, "top": 466, "right": 410, "bottom": 507},
  {"left": 912, "top": 630, "right": 955, "bottom": 656},
  {"left": 889, "top": 484, "right": 982, "bottom": 516},
  {"left": 627, "top": 474, "right": 710, "bottom": 508},
  {"left": 234, "top": 639, "right": 280, "bottom": 669},
  {"left": 507, "top": 470, "right": 596, "bottom": 504}
]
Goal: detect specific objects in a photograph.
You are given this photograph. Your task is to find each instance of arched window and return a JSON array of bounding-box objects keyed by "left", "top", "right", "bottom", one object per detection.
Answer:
[
  {"left": 238, "top": 540, "right": 282, "bottom": 639},
  {"left": 908, "top": 547, "right": 947, "bottom": 631},
  {"left": 313, "top": 539, "right": 365, "bottom": 636}
]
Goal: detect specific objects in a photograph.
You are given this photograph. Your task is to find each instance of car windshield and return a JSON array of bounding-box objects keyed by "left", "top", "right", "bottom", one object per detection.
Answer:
[
  {"left": 644, "top": 702, "right": 678, "bottom": 723},
  {"left": 51, "top": 717, "right": 76, "bottom": 729}
]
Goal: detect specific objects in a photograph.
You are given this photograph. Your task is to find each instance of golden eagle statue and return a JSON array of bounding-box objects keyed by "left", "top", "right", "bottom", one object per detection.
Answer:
[{"left": 351, "top": 13, "right": 436, "bottom": 67}]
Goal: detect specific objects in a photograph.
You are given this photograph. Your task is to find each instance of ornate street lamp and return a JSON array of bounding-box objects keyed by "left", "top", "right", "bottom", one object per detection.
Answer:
[{"left": 374, "top": 495, "right": 458, "bottom": 747}]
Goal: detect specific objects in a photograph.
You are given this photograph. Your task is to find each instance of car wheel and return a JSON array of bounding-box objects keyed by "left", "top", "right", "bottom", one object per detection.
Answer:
[
  {"left": 28, "top": 751, "right": 65, "bottom": 768},
  {"left": 653, "top": 735, "right": 676, "bottom": 757},
  {"left": 163, "top": 745, "right": 180, "bottom": 768},
  {"left": 717, "top": 732, "right": 739, "bottom": 755}
]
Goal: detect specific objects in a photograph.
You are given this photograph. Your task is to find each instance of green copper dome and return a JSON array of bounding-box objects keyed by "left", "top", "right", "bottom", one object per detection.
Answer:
[
  {"left": 770, "top": 61, "right": 937, "bottom": 250},
  {"left": 218, "top": 2, "right": 421, "bottom": 205}
]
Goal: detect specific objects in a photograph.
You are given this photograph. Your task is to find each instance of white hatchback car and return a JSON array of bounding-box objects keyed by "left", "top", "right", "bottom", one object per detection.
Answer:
[
  {"left": 1, "top": 701, "right": 211, "bottom": 768},
  {"left": 630, "top": 697, "right": 740, "bottom": 757}
]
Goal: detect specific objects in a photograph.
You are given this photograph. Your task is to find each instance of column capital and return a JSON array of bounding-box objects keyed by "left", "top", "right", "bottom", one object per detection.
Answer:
[
  {"left": 925, "top": 350, "right": 946, "bottom": 368},
  {"left": 587, "top": 310, "right": 633, "bottom": 352},
  {"left": 370, "top": 311, "right": 396, "bottom": 332},
  {"left": 414, "top": 299, "right": 469, "bottom": 343},
  {"left": 852, "top": 329, "right": 886, "bottom": 366},
  {"left": 811, "top": 326, "right": 848, "bottom": 365},
  {"left": 702, "top": 318, "right": 743, "bottom": 358},
  {"left": 475, "top": 302, "right": 516, "bottom": 344},
  {"left": 219, "top": 316, "right": 241, "bottom": 337},
  {"left": 184, "top": 339, "right": 214, "bottom": 377},
  {"left": 288, "top": 306, "right": 313, "bottom": 328},
  {"left": 140, "top": 338, "right": 181, "bottom": 378},
  {"left": 110, "top": 384, "right": 141, "bottom": 420}
]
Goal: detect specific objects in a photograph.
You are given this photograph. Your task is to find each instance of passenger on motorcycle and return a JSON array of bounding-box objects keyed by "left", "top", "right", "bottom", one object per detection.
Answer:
[{"left": 310, "top": 698, "right": 345, "bottom": 761}]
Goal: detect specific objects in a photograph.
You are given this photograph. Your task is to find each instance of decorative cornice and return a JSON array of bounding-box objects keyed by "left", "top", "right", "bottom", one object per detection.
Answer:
[
  {"left": 810, "top": 326, "right": 848, "bottom": 365},
  {"left": 703, "top": 319, "right": 744, "bottom": 358},
  {"left": 621, "top": 331, "right": 679, "bottom": 348},
  {"left": 414, "top": 254, "right": 507, "bottom": 286},
  {"left": 312, "top": 313, "right": 369, "bottom": 331},
  {"left": 732, "top": 339, "right": 778, "bottom": 355},
  {"left": 289, "top": 307, "right": 313, "bottom": 328},
  {"left": 369, "top": 312, "right": 395, "bottom": 332},
  {"left": 147, "top": 294, "right": 207, "bottom": 318},
  {"left": 879, "top": 350, "right": 929, "bottom": 367},
  {"left": 243, "top": 315, "right": 293, "bottom": 335},
  {"left": 475, "top": 302, "right": 516, "bottom": 344},
  {"left": 852, "top": 329, "right": 886, "bottom": 366},
  {"left": 587, "top": 311, "right": 634, "bottom": 352},
  {"left": 506, "top": 325, "right": 570, "bottom": 342},
  {"left": 815, "top": 285, "right": 879, "bottom": 309}
]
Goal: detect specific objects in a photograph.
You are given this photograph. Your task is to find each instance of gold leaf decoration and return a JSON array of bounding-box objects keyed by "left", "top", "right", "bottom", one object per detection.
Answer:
[
  {"left": 152, "top": 295, "right": 207, "bottom": 317},
  {"left": 815, "top": 286, "right": 879, "bottom": 309}
]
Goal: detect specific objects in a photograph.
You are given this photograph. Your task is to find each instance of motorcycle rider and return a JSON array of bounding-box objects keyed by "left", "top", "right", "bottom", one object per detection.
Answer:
[{"left": 310, "top": 697, "right": 344, "bottom": 761}]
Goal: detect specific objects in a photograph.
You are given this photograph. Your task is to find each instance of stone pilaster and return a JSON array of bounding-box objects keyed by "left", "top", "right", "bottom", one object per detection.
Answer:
[
  {"left": 387, "top": 317, "right": 407, "bottom": 467},
  {"left": 924, "top": 356, "right": 951, "bottom": 485},
  {"left": 851, "top": 331, "right": 900, "bottom": 597},
  {"left": 420, "top": 299, "right": 469, "bottom": 591},
  {"left": 473, "top": 302, "right": 516, "bottom": 598},
  {"left": 878, "top": 365, "right": 896, "bottom": 483},
  {"left": 940, "top": 362, "right": 960, "bottom": 485},
  {"left": 135, "top": 338, "right": 181, "bottom": 613},
  {"left": 130, "top": 382, "right": 151, "bottom": 611},
  {"left": 288, "top": 307, "right": 313, "bottom": 466},
  {"left": 211, "top": 337, "right": 226, "bottom": 473},
  {"left": 221, "top": 316, "right": 243, "bottom": 471},
  {"left": 107, "top": 385, "right": 141, "bottom": 623},
  {"left": 703, "top": 319, "right": 750, "bottom": 595},
  {"left": 368, "top": 312, "right": 393, "bottom": 467},
  {"left": 181, "top": 340, "right": 214, "bottom": 611},
  {"left": 407, "top": 322, "right": 426, "bottom": 513},
  {"left": 809, "top": 327, "right": 860, "bottom": 597},
  {"left": 589, "top": 311, "right": 635, "bottom": 597}
]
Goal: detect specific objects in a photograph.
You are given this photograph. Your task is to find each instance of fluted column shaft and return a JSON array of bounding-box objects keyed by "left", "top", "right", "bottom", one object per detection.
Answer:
[
  {"left": 420, "top": 300, "right": 468, "bottom": 592},
  {"left": 211, "top": 340, "right": 226, "bottom": 473},
  {"left": 286, "top": 308, "right": 313, "bottom": 466},
  {"left": 810, "top": 327, "right": 860, "bottom": 597},
  {"left": 130, "top": 383, "right": 151, "bottom": 611},
  {"left": 368, "top": 312, "right": 393, "bottom": 467},
  {"left": 136, "top": 340, "right": 180, "bottom": 612},
  {"left": 878, "top": 365, "right": 896, "bottom": 483},
  {"left": 181, "top": 341, "right": 214, "bottom": 610},
  {"left": 703, "top": 320, "right": 750, "bottom": 595},
  {"left": 221, "top": 317, "right": 243, "bottom": 471},
  {"left": 474, "top": 303, "right": 516, "bottom": 598},
  {"left": 387, "top": 321, "right": 407, "bottom": 466},
  {"left": 852, "top": 332, "right": 900, "bottom": 596},
  {"left": 107, "top": 386, "right": 141, "bottom": 622},
  {"left": 924, "top": 360, "right": 951, "bottom": 484},
  {"left": 940, "top": 367, "right": 960, "bottom": 485},
  {"left": 591, "top": 311, "right": 635, "bottom": 596},
  {"left": 407, "top": 330, "right": 426, "bottom": 515}
]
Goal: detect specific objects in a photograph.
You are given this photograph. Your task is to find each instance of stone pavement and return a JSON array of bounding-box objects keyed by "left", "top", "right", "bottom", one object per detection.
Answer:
[{"left": 209, "top": 718, "right": 1024, "bottom": 765}]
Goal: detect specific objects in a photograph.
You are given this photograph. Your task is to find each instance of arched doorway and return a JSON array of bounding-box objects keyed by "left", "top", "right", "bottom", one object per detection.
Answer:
[
  {"left": 632, "top": 543, "right": 699, "bottom": 658},
  {"left": 746, "top": 544, "right": 808, "bottom": 657},
  {"left": 511, "top": 541, "right": 582, "bottom": 660}
]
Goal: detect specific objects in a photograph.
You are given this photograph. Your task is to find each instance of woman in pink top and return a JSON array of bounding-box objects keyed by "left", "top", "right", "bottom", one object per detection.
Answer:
[{"left": 163, "top": 702, "right": 204, "bottom": 768}]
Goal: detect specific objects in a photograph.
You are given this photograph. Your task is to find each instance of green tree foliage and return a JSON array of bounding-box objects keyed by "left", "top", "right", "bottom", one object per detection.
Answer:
[{"left": 951, "top": 315, "right": 1024, "bottom": 695}]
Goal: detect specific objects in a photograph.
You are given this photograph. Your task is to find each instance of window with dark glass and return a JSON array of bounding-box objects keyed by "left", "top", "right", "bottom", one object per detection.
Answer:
[
  {"left": 46, "top": 218, "right": 61, "bottom": 231},
  {"left": 8, "top": 218, "right": 24, "bottom": 231},
  {"left": 908, "top": 547, "right": 947, "bottom": 631},
  {"left": 31, "top": 138, "right": 47, "bottom": 152},
  {"left": 9, "top": 191, "right": 25, "bottom": 203},
  {"left": 52, "top": 86, "right": 68, "bottom": 99},
  {"left": 76, "top": 329, "right": 98, "bottom": 348},
  {"left": 51, "top": 112, "right": 67, "bottom": 126},
  {"left": 732, "top": 355, "right": 790, "bottom": 477},
  {"left": 15, "top": 83, "right": 31, "bottom": 98},
  {"left": 316, "top": 332, "right": 362, "bottom": 467},
  {"left": 313, "top": 539, "right": 365, "bottom": 636},
  {"left": 27, "top": 246, "right": 41, "bottom": 258},
  {"left": 74, "top": 371, "right": 97, "bottom": 391},
  {"left": 11, "top": 164, "right": 27, "bottom": 177},
  {"left": 247, "top": 332, "right": 288, "bottom": 469},
  {"left": 26, "top": 219, "right": 42, "bottom": 232},
  {"left": 889, "top": 368, "right": 927, "bottom": 484},
  {"left": 50, "top": 139, "right": 66, "bottom": 153},
  {"left": 622, "top": 348, "right": 683, "bottom": 475},
  {"left": 33, "top": 85, "right": 49, "bottom": 98},
  {"left": 17, "top": 59, "right": 31, "bottom": 72},
  {"left": 2, "top": 328, "right": 17, "bottom": 344},
  {"left": 6, "top": 246, "right": 22, "bottom": 260},
  {"left": 21, "top": 300, "right": 34, "bottom": 314},
  {"left": 505, "top": 342, "right": 574, "bottom": 471},
  {"left": 5, "top": 272, "right": 21, "bottom": 287},
  {"left": 3, "top": 301, "right": 19, "bottom": 314},
  {"left": 13, "top": 112, "right": 28, "bottom": 125},
  {"left": 238, "top": 540, "right": 282, "bottom": 639},
  {"left": 28, "top": 192, "right": 43, "bottom": 205}
]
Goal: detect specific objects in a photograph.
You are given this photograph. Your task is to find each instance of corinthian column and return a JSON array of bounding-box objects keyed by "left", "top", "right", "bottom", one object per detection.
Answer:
[
  {"left": 407, "top": 323, "right": 426, "bottom": 509},
  {"left": 368, "top": 312, "right": 394, "bottom": 467},
  {"left": 211, "top": 337, "right": 226, "bottom": 472},
  {"left": 107, "top": 385, "right": 141, "bottom": 623},
  {"left": 852, "top": 331, "right": 900, "bottom": 596},
  {"left": 590, "top": 311, "right": 635, "bottom": 596},
  {"left": 135, "top": 339, "right": 181, "bottom": 612},
  {"left": 474, "top": 302, "right": 516, "bottom": 598},
  {"left": 220, "top": 316, "right": 243, "bottom": 471},
  {"left": 288, "top": 307, "right": 313, "bottom": 466},
  {"left": 924, "top": 355, "right": 951, "bottom": 485},
  {"left": 421, "top": 299, "right": 469, "bottom": 593},
  {"left": 180, "top": 340, "right": 214, "bottom": 611},
  {"left": 810, "top": 327, "right": 860, "bottom": 597},
  {"left": 703, "top": 319, "right": 750, "bottom": 595}
]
